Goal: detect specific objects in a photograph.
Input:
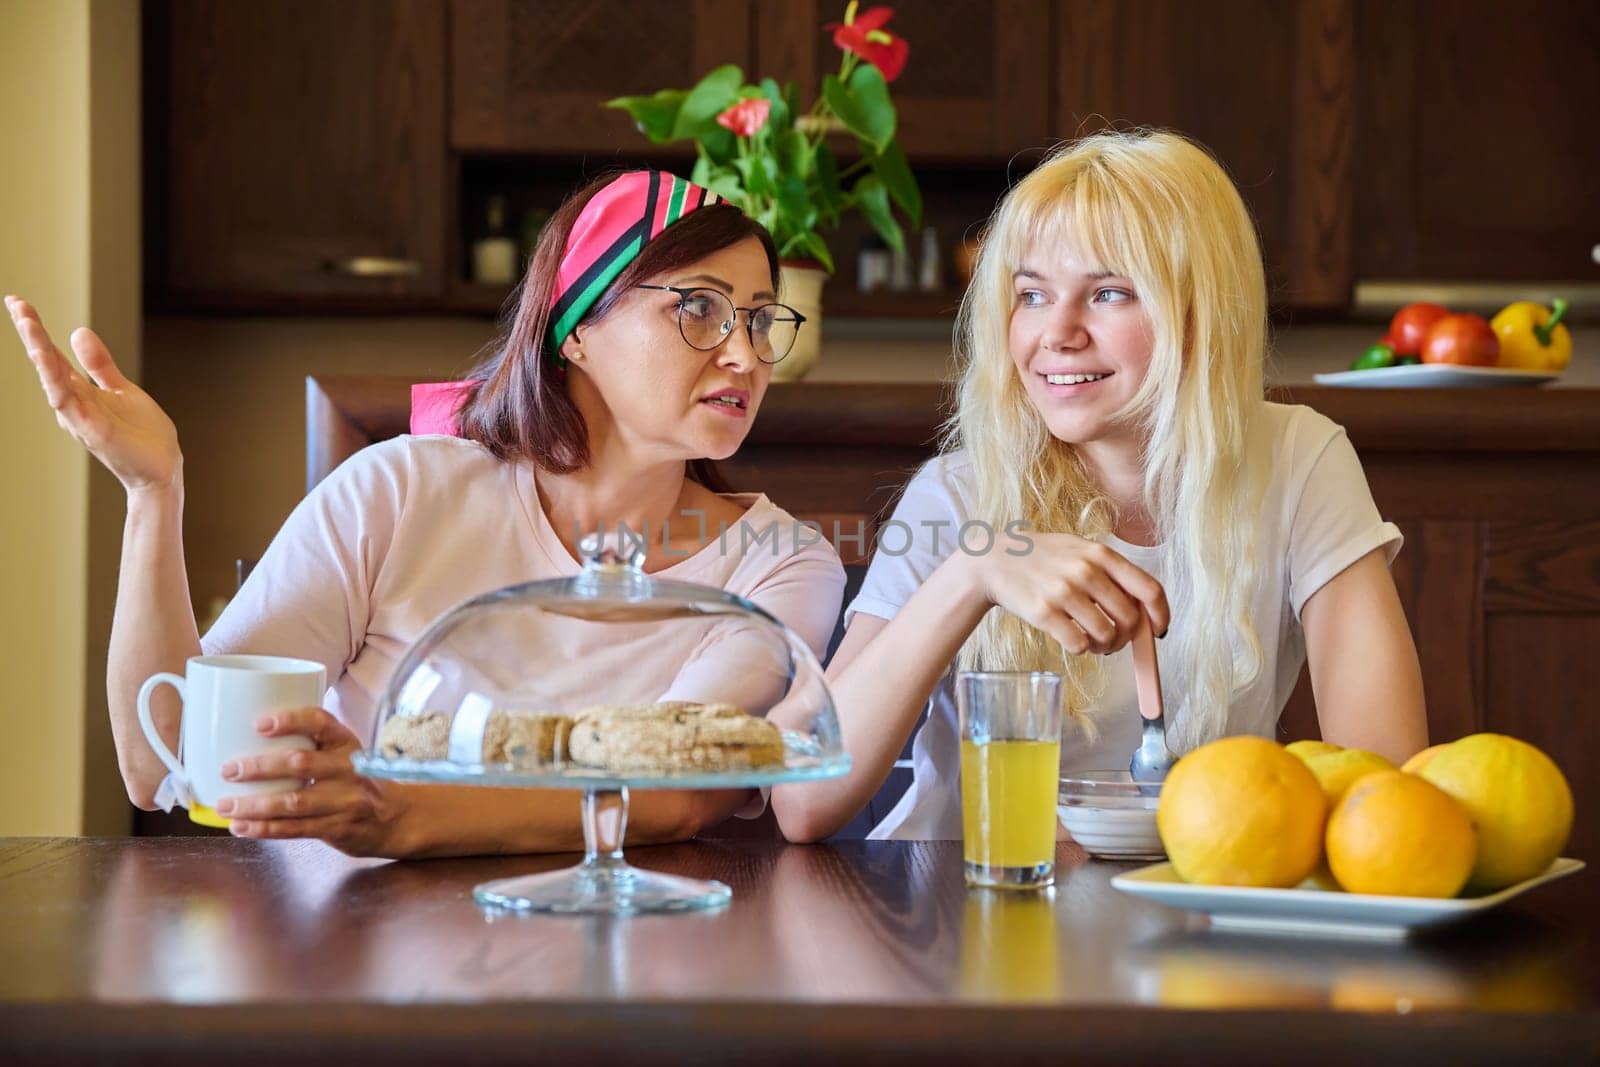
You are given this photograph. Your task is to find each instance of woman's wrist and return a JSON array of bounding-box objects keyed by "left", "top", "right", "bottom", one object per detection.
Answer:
[
  {"left": 939, "top": 549, "right": 995, "bottom": 613},
  {"left": 125, "top": 468, "right": 184, "bottom": 511}
]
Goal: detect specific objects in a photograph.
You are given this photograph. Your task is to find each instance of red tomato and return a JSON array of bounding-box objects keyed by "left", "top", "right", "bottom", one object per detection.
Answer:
[
  {"left": 1387, "top": 302, "right": 1450, "bottom": 357},
  {"left": 1420, "top": 313, "right": 1499, "bottom": 366}
]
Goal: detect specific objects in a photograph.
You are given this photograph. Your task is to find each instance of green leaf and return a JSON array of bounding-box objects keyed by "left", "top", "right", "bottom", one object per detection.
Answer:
[
  {"left": 869, "top": 140, "right": 921, "bottom": 227},
  {"left": 735, "top": 154, "right": 780, "bottom": 198},
  {"left": 604, "top": 89, "right": 687, "bottom": 144},
  {"left": 701, "top": 125, "right": 737, "bottom": 166},
  {"left": 775, "top": 175, "right": 815, "bottom": 233},
  {"left": 784, "top": 231, "right": 834, "bottom": 273},
  {"left": 852, "top": 174, "right": 904, "bottom": 252},
  {"left": 759, "top": 78, "right": 790, "bottom": 131},
  {"left": 825, "top": 73, "right": 876, "bottom": 154},
  {"left": 812, "top": 143, "right": 844, "bottom": 226},
  {"left": 834, "top": 64, "right": 896, "bottom": 151},
  {"left": 775, "top": 128, "right": 812, "bottom": 179},
  {"left": 672, "top": 64, "right": 744, "bottom": 141}
]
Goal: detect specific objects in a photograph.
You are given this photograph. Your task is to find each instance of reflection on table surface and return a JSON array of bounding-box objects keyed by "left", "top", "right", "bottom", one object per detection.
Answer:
[{"left": 0, "top": 837, "right": 1590, "bottom": 1015}]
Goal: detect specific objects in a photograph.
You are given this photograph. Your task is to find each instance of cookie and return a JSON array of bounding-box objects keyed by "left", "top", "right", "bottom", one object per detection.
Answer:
[
  {"left": 377, "top": 708, "right": 570, "bottom": 765},
  {"left": 484, "top": 709, "right": 570, "bottom": 766},
  {"left": 568, "top": 701, "right": 784, "bottom": 773},
  {"left": 377, "top": 711, "right": 450, "bottom": 760}
]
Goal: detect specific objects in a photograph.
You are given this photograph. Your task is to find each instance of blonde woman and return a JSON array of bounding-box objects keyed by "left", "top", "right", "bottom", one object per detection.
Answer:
[{"left": 773, "top": 130, "right": 1427, "bottom": 842}]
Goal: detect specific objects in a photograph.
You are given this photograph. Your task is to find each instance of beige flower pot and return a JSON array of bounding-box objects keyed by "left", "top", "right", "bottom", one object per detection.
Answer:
[{"left": 775, "top": 261, "right": 827, "bottom": 381}]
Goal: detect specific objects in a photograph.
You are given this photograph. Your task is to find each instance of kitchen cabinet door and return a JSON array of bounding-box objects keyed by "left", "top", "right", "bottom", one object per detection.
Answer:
[
  {"left": 155, "top": 0, "right": 447, "bottom": 306},
  {"left": 757, "top": 0, "right": 1052, "bottom": 162},
  {"left": 1356, "top": 0, "right": 1600, "bottom": 282},
  {"left": 450, "top": 0, "right": 752, "bottom": 154},
  {"left": 1055, "top": 0, "right": 1356, "bottom": 309}
]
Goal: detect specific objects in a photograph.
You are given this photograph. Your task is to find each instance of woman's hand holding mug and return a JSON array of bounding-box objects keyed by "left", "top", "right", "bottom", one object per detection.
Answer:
[
  {"left": 216, "top": 706, "right": 408, "bottom": 857},
  {"left": 137, "top": 655, "right": 325, "bottom": 828}
]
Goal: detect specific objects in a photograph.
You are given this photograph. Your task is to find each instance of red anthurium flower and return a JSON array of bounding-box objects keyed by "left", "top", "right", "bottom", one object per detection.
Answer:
[
  {"left": 825, "top": 4, "right": 910, "bottom": 83},
  {"left": 716, "top": 97, "right": 771, "bottom": 137}
]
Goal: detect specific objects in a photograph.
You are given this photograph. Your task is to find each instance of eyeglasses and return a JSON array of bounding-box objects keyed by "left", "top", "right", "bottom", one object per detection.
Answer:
[{"left": 637, "top": 285, "right": 805, "bottom": 365}]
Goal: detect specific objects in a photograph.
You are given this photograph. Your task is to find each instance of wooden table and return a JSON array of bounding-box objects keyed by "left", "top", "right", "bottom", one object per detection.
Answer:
[{"left": 1, "top": 837, "right": 1594, "bottom": 1064}]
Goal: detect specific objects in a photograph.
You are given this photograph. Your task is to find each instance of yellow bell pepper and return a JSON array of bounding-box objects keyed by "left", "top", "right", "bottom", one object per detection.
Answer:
[{"left": 1491, "top": 298, "right": 1572, "bottom": 371}]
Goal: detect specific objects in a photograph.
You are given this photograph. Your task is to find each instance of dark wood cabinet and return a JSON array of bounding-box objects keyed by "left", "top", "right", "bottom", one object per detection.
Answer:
[
  {"left": 152, "top": 0, "right": 447, "bottom": 307},
  {"left": 449, "top": 0, "right": 752, "bottom": 154},
  {"left": 1054, "top": 0, "right": 1356, "bottom": 309},
  {"left": 756, "top": 0, "right": 1052, "bottom": 161},
  {"left": 1355, "top": 0, "right": 1600, "bottom": 282},
  {"left": 145, "top": 1, "right": 1597, "bottom": 313}
]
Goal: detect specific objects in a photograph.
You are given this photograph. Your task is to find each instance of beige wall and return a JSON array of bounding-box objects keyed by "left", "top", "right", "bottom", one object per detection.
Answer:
[{"left": 0, "top": 0, "right": 140, "bottom": 836}]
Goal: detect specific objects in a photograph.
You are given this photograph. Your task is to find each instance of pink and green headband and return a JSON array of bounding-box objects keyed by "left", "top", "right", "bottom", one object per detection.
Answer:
[{"left": 548, "top": 170, "right": 722, "bottom": 351}]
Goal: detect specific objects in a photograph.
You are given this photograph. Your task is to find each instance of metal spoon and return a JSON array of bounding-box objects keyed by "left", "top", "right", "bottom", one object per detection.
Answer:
[{"left": 1129, "top": 610, "right": 1177, "bottom": 790}]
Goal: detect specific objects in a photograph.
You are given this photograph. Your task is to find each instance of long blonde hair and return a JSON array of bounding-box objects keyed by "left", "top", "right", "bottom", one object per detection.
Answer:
[{"left": 950, "top": 129, "right": 1267, "bottom": 751}]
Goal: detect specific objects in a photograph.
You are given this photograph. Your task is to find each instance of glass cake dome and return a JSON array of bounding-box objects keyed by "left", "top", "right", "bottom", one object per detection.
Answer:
[{"left": 352, "top": 532, "right": 848, "bottom": 915}]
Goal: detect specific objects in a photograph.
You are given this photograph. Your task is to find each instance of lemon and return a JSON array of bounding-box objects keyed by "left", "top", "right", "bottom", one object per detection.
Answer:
[
  {"left": 1400, "top": 742, "right": 1449, "bottom": 775},
  {"left": 1157, "top": 736, "right": 1326, "bottom": 888},
  {"left": 1285, "top": 739, "right": 1343, "bottom": 763},
  {"left": 1415, "top": 734, "right": 1573, "bottom": 892},
  {"left": 1325, "top": 771, "right": 1477, "bottom": 897},
  {"left": 1304, "top": 748, "right": 1396, "bottom": 806}
]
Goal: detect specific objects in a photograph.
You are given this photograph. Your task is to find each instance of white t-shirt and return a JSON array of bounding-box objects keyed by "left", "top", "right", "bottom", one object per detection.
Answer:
[
  {"left": 847, "top": 402, "right": 1402, "bottom": 840},
  {"left": 202, "top": 435, "right": 847, "bottom": 744}
]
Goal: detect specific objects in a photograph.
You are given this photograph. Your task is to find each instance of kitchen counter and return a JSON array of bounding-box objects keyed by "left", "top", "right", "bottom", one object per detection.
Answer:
[{"left": 1, "top": 837, "right": 1594, "bottom": 1064}]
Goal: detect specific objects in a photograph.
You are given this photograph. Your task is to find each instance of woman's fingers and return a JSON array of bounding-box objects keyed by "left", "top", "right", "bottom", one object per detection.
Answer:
[
  {"left": 71, "top": 326, "right": 131, "bottom": 391},
  {"left": 218, "top": 779, "right": 364, "bottom": 821},
  {"left": 1029, "top": 605, "right": 1092, "bottom": 657},
  {"left": 222, "top": 745, "right": 352, "bottom": 784},
  {"left": 230, "top": 813, "right": 353, "bottom": 841},
  {"left": 7, "top": 297, "right": 89, "bottom": 410},
  {"left": 256, "top": 705, "right": 358, "bottom": 749},
  {"left": 1059, "top": 589, "right": 1119, "bottom": 650},
  {"left": 1101, "top": 555, "right": 1171, "bottom": 635}
]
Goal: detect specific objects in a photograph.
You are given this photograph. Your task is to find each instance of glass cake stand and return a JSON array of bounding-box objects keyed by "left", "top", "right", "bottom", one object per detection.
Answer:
[
  {"left": 354, "top": 746, "right": 848, "bottom": 915},
  {"left": 354, "top": 532, "right": 849, "bottom": 916}
]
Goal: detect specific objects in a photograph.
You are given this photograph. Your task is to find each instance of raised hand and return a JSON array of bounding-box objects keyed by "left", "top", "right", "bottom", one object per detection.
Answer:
[{"left": 6, "top": 295, "right": 181, "bottom": 494}]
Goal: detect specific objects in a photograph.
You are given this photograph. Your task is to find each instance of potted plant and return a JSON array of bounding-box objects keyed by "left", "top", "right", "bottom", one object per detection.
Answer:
[{"left": 606, "top": 3, "right": 922, "bottom": 379}]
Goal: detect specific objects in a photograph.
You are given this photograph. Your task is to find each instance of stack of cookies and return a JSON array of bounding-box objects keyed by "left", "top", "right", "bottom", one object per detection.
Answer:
[{"left": 376, "top": 701, "right": 786, "bottom": 773}]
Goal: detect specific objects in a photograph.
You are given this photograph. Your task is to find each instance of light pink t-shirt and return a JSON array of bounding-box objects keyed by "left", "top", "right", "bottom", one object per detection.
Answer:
[{"left": 202, "top": 435, "right": 847, "bottom": 745}]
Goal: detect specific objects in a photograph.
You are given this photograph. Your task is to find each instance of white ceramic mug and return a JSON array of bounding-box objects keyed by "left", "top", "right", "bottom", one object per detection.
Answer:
[{"left": 137, "top": 654, "right": 325, "bottom": 827}]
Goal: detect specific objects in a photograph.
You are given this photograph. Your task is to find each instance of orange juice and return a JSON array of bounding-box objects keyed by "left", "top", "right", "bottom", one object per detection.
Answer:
[{"left": 961, "top": 739, "right": 1060, "bottom": 881}]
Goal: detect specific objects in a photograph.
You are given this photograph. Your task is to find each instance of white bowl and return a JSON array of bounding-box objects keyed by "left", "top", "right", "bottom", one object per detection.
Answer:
[{"left": 1058, "top": 770, "right": 1165, "bottom": 860}]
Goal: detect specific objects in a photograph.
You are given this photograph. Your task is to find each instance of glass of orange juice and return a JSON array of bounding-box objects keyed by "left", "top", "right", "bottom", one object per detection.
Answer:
[{"left": 958, "top": 671, "right": 1063, "bottom": 889}]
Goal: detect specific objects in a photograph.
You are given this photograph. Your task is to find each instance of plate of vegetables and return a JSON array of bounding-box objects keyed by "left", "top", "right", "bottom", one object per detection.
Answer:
[{"left": 1316, "top": 299, "right": 1571, "bottom": 388}]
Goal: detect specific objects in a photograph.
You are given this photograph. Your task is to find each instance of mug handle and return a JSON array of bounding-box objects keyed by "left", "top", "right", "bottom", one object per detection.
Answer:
[{"left": 137, "top": 673, "right": 188, "bottom": 783}]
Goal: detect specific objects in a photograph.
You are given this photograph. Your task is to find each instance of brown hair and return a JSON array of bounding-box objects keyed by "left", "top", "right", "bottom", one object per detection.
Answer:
[{"left": 456, "top": 172, "right": 779, "bottom": 488}]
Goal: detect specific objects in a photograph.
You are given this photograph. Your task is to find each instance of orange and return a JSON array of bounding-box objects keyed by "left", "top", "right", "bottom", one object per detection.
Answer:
[
  {"left": 1285, "top": 739, "right": 1342, "bottom": 763},
  {"left": 1325, "top": 771, "right": 1476, "bottom": 897},
  {"left": 1157, "top": 736, "right": 1326, "bottom": 888},
  {"left": 1400, "top": 742, "right": 1449, "bottom": 775},
  {"left": 1304, "top": 748, "right": 1396, "bottom": 807},
  {"left": 1415, "top": 734, "right": 1573, "bottom": 892}
]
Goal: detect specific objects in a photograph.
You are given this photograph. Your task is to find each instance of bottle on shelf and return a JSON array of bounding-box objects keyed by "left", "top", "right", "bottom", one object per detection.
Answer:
[
  {"left": 857, "top": 234, "right": 891, "bottom": 294},
  {"left": 918, "top": 227, "right": 943, "bottom": 292},
  {"left": 471, "top": 194, "right": 518, "bottom": 286}
]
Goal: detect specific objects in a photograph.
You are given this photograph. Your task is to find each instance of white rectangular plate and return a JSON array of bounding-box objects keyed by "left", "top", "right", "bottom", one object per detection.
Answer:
[
  {"left": 1111, "top": 857, "right": 1584, "bottom": 940},
  {"left": 1314, "top": 364, "right": 1560, "bottom": 388}
]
